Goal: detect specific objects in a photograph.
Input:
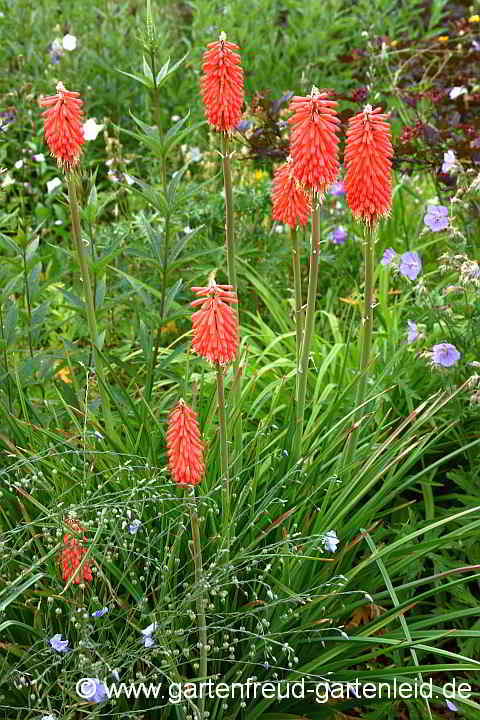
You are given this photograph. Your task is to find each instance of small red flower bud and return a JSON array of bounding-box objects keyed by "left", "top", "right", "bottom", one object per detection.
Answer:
[
  {"left": 167, "top": 399, "right": 205, "bottom": 486},
  {"left": 60, "top": 519, "right": 92, "bottom": 584},
  {"left": 39, "top": 82, "right": 85, "bottom": 170}
]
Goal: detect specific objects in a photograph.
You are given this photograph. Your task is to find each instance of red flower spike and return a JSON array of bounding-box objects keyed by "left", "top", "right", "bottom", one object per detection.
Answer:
[
  {"left": 201, "top": 32, "right": 244, "bottom": 132},
  {"left": 39, "top": 82, "right": 85, "bottom": 170},
  {"left": 60, "top": 519, "right": 93, "bottom": 585},
  {"left": 288, "top": 88, "right": 341, "bottom": 195},
  {"left": 344, "top": 105, "right": 393, "bottom": 226},
  {"left": 272, "top": 158, "right": 312, "bottom": 228},
  {"left": 167, "top": 399, "right": 205, "bottom": 486},
  {"left": 191, "top": 280, "right": 238, "bottom": 365}
]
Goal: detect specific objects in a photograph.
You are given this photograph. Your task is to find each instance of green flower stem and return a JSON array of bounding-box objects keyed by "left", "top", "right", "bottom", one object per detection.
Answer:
[
  {"left": 293, "top": 200, "right": 321, "bottom": 462},
  {"left": 221, "top": 133, "right": 242, "bottom": 476},
  {"left": 216, "top": 364, "right": 230, "bottom": 547},
  {"left": 290, "top": 226, "right": 304, "bottom": 397},
  {"left": 67, "top": 173, "right": 114, "bottom": 438},
  {"left": 189, "top": 490, "right": 208, "bottom": 720},
  {"left": 343, "top": 222, "right": 376, "bottom": 473}
]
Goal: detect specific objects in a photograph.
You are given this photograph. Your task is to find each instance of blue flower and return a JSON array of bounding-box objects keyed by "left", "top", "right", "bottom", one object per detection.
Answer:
[
  {"left": 330, "top": 181, "right": 345, "bottom": 197},
  {"left": 446, "top": 699, "right": 458, "bottom": 712},
  {"left": 141, "top": 622, "right": 158, "bottom": 648},
  {"left": 49, "top": 633, "right": 70, "bottom": 653},
  {"left": 424, "top": 205, "right": 449, "bottom": 232},
  {"left": 399, "top": 251, "right": 422, "bottom": 280},
  {"left": 77, "top": 677, "right": 108, "bottom": 703},
  {"left": 381, "top": 248, "right": 396, "bottom": 265},
  {"left": 331, "top": 226, "right": 347, "bottom": 244},
  {"left": 407, "top": 320, "right": 418, "bottom": 344},
  {"left": 432, "top": 343, "right": 460, "bottom": 368},
  {"left": 128, "top": 519, "right": 142, "bottom": 534},
  {"left": 323, "top": 530, "right": 339, "bottom": 553},
  {"left": 91, "top": 607, "right": 109, "bottom": 618}
]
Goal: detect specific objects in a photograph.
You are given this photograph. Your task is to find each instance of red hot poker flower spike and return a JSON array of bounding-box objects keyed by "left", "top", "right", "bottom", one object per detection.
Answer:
[
  {"left": 167, "top": 399, "right": 205, "bottom": 486},
  {"left": 272, "top": 158, "right": 312, "bottom": 228},
  {"left": 39, "top": 81, "right": 85, "bottom": 170},
  {"left": 201, "top": 32, "right": 244, "bottom": 132},
  {"left": 344, "top": 105, "right": 393, "bottom": 226},
  {"left": 60, "top": 519, "right": 93, "bottom": 585},
  {"left": 191, "top": 280, "right": 238, "bottom": 365},
  {"left": 288, "top": 88, "right": 341, "bottom": 195}
]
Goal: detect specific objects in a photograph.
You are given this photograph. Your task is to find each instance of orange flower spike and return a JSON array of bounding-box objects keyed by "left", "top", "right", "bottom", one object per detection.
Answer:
[
  {"left": 288, "top": 88, "right": 341, "bottom": 195},
  {"left": 201, "top": 32, "right": 244, "bottom": 132},
  {"left": 191, "top": 281, "right": 238, "bottom": 365},
  {"left": 344, "top": 105, "right": 393, "bottom": 226},
  {"left": 39, "top": 81, "right": 85, "bottom": 170},
  {"left": 272, "top": 159, "right": 312, "bottom": 228},
  {"left": 60, "top": 519, "right": 93, "bottom": 584},
  {"left": 167, "top": 399, "right": 205, "bottom": 486}
]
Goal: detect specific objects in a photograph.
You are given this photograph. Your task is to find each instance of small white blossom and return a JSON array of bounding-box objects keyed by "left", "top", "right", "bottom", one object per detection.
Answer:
[
  {"left": 14, "top": 160, "right": 24, "bottom": 169},
  {"left": 33, "top": 153, "right": 45, "bottom": 162},
  {"left": 449, "top": 86, "right": 467, "bottom": 100},
  {"left": 323, "top": 530, "right": 340, "bottom": 553},
  {"left": 62, "top": 34, "right": 77, "bottom": 51},
  {"left": 47, "top": 177, "right": 62, "bottom": 194},
  {"left": 83, "top": 118, "right": 104, "bottom": 141}
]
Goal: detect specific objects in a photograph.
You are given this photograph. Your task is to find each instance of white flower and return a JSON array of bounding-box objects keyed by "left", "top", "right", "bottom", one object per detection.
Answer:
[
  {"left": 171, "top": 115, "right": 180, "bottom": 122},
  {"left": 449, "top": 86, "right": 467, "bottom": 100},
  {"left": 33, "top": 153, "right": 45, "bottom": 162},
  {"left": 1, "top": 174, "right": 15, "bottom": 188},
  {"left": 441, "top": 150, "right": 457, "bottom": 173},
  {"left": 83, "top": 118, "right": 104, "bottom": 141},
  {"left": 62, "top": 34, "right": 77, "bottom": 51},
  {"left": 41, "top": 715, "right": 56, "bottom": 720},
  {"left": 323, "top": 530, "right": 340, "bottom": 553},
  {"left": 124, "top": 173, "right": 135, "bottom": 186},
  {"left": 141, "top": 622, "right": 158, "bottom": 637},
  {"left": 47, "top": 177, "right": 62, "bottom": 194},
  {"left": 189, "top": 147, "right": 202, "bottom": 162},
  {"left": 14, "top": 160, "right": 24, "bottom": 169}
]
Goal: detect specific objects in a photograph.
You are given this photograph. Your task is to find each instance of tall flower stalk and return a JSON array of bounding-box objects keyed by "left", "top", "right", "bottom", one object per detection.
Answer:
[
  {"left": 167, "top": 400, "right": 207, "bottom": 718},
  {"left": 343, "top": 105, "right": 393, "bottom": 471},
  {"left": 39, "top": 83, "right": 115, "bottom": 438},
  {"left": 191, "top": 279, "right": 238, "bottom": 544},
  {"left": 287, "top": 88, "right": 340, "bottom": 460},
  {"left": 201, "top": 32, "right": 244, "bottom": 473},
  {"left": 272, "top": 157, "right": 312, "bottom": 392}
]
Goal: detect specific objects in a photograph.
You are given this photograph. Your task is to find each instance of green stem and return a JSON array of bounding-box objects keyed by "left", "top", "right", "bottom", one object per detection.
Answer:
[
  {"left": 290, "top": 226, "right": 304, "bottom": 399},
  {"left": 0, "top": 304, "right": 12, "bottom": 412},
  {"left": 293, "top": 201, "right": 321, "bottom": 462},
  {"left": 343, "top": 222, "right": 376, "bottom": 473},
  {"left": 22, "top": 247, "right": 33, "bottom": 359},
  {"left": 221, "top": 132, "right": 242, "bottom": 476},
  {"left": 67, "top": 173, "right": 114, "bottom": 438},
  {"left": 189, "top": 490, "right": 208, "bottom": 720},
  {"left": 216, "top": 364, "right": 230, "bottom": 545}
]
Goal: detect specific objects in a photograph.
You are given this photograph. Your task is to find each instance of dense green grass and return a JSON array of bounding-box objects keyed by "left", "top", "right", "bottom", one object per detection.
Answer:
[{"left": 1, "top": 1, "right": 480, "bottom": 719}]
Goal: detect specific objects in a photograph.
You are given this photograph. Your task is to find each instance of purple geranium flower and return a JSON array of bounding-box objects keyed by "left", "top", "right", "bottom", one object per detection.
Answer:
[
  {"left": 424, "top": 205, "right": 449, "bottom": 232},
  {"left": 91, "top": 607, "right": 109, "bottom": 618},
  {"left": 381, "top": 248, "right": 396, "bottom": 265},
  {"left": 330, "top": 181, "right": 344, "bottom": 196},
  {"left": 446, "top": 699, "right": 458, "bottom": 712},
  {"left": 49, "top": 634, "right": 70, "bottom": 653},
  {"left": 432, "top": 343, "right": 460, "bottom": 367},
  {"left": 407, "top": 320, "right": 418, "bottom": 343},
  {"left": 331, "top": 226, "right": 347, "bottom": 244},
  {"left": 399, "top": 251, "right": 422, "bottom": 280}
]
